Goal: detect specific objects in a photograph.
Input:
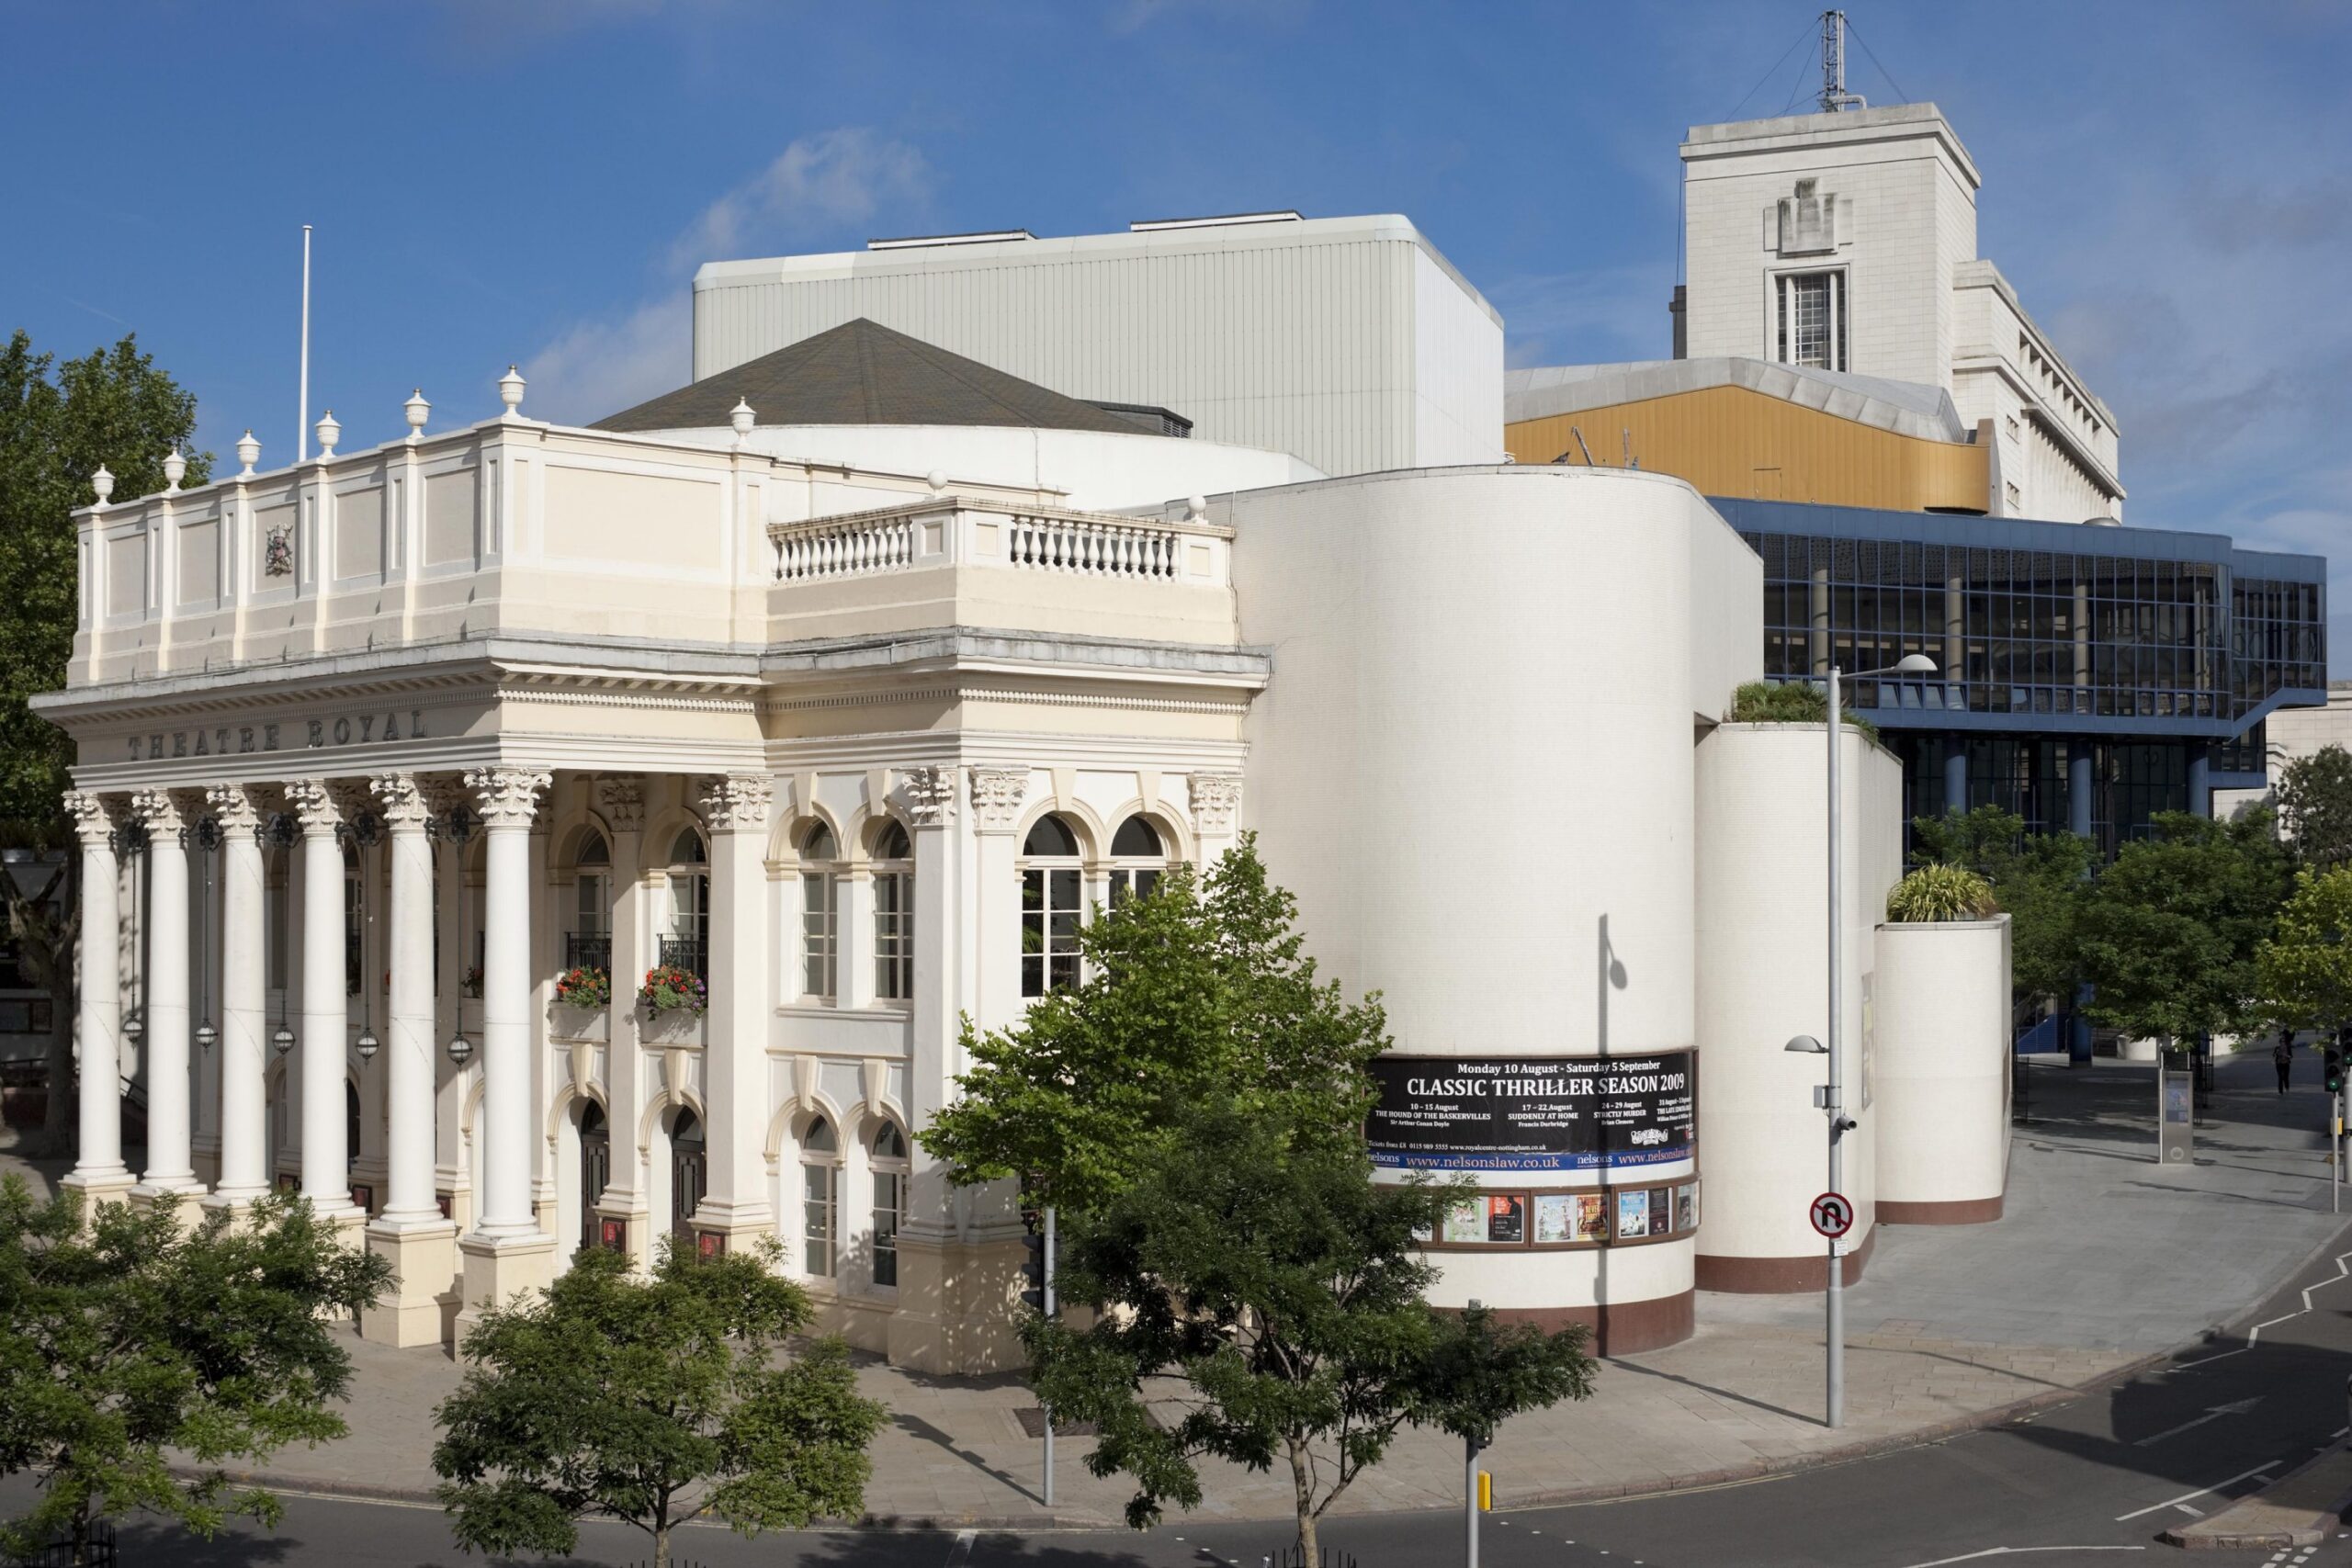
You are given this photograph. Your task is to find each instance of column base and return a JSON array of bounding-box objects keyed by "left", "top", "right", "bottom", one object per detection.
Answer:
[
  {"left": 885, "top": 1232, "right": 1026, "bottom": 1375},
  {"left": 58, "top": 1169, "right": 136, "bottom": 1230},
  {"left": 687, "top": 1200, "right": 775, "bottom": 1264},
  {"left": 454, "top": 1231, "right": 559, "bottom": 1346},
  {"left": 363, "top": 1218, "right": 461, "bottom": 1348},
  {"left": 199, "top": 1185, "right": 274, "bottom": 1228},
  {"left": 590, "top": 1199, "right": 652, "bottom": 1270},
  {"left": 126, "top": 1182, "right": 209, "bottom": 1230}
]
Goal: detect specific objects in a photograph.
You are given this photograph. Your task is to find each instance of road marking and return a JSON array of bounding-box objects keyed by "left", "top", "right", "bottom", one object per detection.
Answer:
[
  {"left": 1890, "top": 1547, "right": 2148, "bottom": 1567},
  {"left": 2167, "top": 1246, "right": 2352, "bottom": 1371},
  {"left": 2114, "top": 1460, "right": 2284, "bottom": 1521},
  {"left": 2132, "top": 1396, "right": 2263, "bottom": 1447},
  {"left": 944, "top": 1528, "right": 977, "bottom": 1565}
]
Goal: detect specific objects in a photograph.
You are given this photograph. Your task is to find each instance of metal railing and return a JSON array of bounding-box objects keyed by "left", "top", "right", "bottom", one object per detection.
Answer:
[
  {"left": 563, "top": 932, "right": 612, "bottom": 972},
  {"left": 656, "top": 935, "right": 706, "bottom": 978}
]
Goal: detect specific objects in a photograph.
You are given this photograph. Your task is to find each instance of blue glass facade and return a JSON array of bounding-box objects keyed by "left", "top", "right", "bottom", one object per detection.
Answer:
[{"left": 1715, "top": 499, "right": 2327, "bottom": 853}]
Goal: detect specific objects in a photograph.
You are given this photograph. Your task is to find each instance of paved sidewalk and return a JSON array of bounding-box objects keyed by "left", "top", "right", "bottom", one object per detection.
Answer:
[{"left": 9, "top": 1052, "right": 2346, "bottom": 1527}]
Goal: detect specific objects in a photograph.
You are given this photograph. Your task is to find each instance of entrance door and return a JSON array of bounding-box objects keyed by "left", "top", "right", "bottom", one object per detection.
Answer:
[
  {"left": 671, "top": 1110, "right": 706, "bottom": 1244},
  {"left": 579, "top": 1103, "right": 610, "bottom": 1254}
]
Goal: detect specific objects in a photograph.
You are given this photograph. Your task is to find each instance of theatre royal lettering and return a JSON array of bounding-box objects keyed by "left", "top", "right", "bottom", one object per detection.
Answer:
[{"left": 121, "top": 708, "right": 431, "bottom": 761}]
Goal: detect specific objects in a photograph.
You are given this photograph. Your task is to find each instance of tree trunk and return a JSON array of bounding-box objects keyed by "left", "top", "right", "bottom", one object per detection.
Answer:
[
  {"left": 653, "top": 1519, "right": 670, "bottom": 1568},
  {"left": 1287, "top": 1435, "right": 1318, "bottom": 1562}
]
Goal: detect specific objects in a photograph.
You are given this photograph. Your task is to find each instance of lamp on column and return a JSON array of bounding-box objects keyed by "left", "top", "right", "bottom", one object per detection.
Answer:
[
  {"left": 430, "top": 803, "right": 477, "bottom": 1067},
  {"left": 189, "top": 816, "right": 222, "bottom": 1054},
  {"left": 261, "top": 811, "right": 298, "bottom": 1057},
  {"left": 340, "top": 810, "right": 382, "bottom": 1066}
]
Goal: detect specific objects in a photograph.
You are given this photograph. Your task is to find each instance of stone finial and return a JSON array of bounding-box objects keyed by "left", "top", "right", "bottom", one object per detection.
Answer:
[
  {"left": 729, "top": 399, "right": 755, "bottom": 439},
  {"left": 463, "top": 765, "right": 550, "bottom": 828},
  {"left": 925, "top": 468, "right": 948, "bottom": 495},
  {"left": 1189, "top": 773, "right": 1241, "bottom": 835},
  {"left": 163, "top": 447, "right": 187, "bottom": 492},
  {"left": 902, "top": 765, "right": 957, "bottom": 829},
  {"left": 404, "top": 389, "right": 431, "bottom": 443},
  {"left": 90, "top": 466, "right": 114, "bottom": 507},
  {"left": 498, "top": 366, "right": 526, "bottom": 416},
  {"left": 1185, "top": 494, "right": 1207, "bottom": 523},
  {"left": 236, "top": 431, "right": 260, "bottom": 476},
  {"left": 314, "top": 410, "right": 340, "bottom": 458},
  {"left": 697, "top": 774, "right": 773, "bottom": 831},
  {"left": 967, "top": 766, "right": 1029, "bottom": 831}
]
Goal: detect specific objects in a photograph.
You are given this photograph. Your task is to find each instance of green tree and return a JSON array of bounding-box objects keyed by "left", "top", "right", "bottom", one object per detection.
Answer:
[
  {"left": 2276, "top": 745, "right": 2352, "bottom": 868},
  {"left": 921, "top": 838, "right": 1388, "bottom": 1212},
  {"left": 2075, "top": 810, "right": 2290, "bottom": 1046},
  {"left": 0, "top": 1182, "right": 390, "bottom": 1566},
  {"left": 2256, "top": 866, "right": 2352, "bottom": 1037},
  {"left": 1911, "top": 805, "right": 2095, "bottom": 1007},
  {"left": 433, "top": 1240, "right": 887, "bottom": 1568},
  {"left": 1032, "top": 1100, "right": 1595, "bottom": 1560},
  {"left": 0, "top": 331, "right": 210, "bottom": 1156}
]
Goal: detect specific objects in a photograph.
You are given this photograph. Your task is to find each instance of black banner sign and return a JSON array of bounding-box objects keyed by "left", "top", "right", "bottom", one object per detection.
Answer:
[{"left": 1366, "top": 1052, "right": 1696, "bottom": 1173}]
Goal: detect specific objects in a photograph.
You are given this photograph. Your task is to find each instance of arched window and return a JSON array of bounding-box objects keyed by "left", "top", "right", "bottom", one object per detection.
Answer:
[
  {"left": 870, "top": 1122, "right": 908, "bottom": 1289},
  {"left": 872, "top": 820, "right": 914, "bottom": 1002},
  {"left": 670, "top": 1108, "right": 705, "bottom": 1243},
  {"left": 800, "top": 1116, "right": 839, "bottom": 1279},
  {"left": 1107, "top": 816, "right": 1168, "bottom": 906},
  {"left": 798, "top": 822, "right": 840, "bottom": 1002},
  {"left": 1020, "top": 813, "right": 1083, "bottom": 997},
  {"left": 663, "top": 828, "right": 707, "bottom": 977},
  {"left": 570, "top": 832, "right": 610, "bottom": 971}
]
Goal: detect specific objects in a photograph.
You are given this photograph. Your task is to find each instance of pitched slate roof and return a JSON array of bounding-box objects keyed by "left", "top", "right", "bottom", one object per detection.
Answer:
[{"left": 592, "top": 317, "right": 1149, "bottom": 436}]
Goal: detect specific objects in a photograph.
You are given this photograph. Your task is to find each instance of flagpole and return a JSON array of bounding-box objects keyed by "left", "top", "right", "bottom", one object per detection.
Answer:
[{"left": 297, "top": 225, "right": 312, "bottom": 462}]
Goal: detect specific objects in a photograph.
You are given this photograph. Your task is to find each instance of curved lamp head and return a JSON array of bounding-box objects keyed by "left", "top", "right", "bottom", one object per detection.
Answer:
[
  {"left": 1784, "top": 1034, "right": 1827, "bottom": 1055},
  {"left": 1883, "top": 653, "right": 1939, "bottom": 675},
  {"left": 446, "top": 1032, "right": 473, "bottom": 1068}
]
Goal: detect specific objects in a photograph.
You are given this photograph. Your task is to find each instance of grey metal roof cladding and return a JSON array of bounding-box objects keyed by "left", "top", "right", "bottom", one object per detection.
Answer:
[
  {"left": 1504, "top": 357, "right": 1966, "bottom": 443},
  {"left": 592, "top": 318, "right": 1154, "bottom": 436}
]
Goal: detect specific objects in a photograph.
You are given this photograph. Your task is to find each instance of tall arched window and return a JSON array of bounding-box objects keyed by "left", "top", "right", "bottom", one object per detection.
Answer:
[
  {"left": 1107, "top": 816, "right": 1168, "bottom": 905},
  {"left": 663, "top": 828, "right": 707, "bottom": 977},
  {"left": 872, "top": 820, "right": 914, "bottom": 1002},
  {"left": 800, "top": 1116, "right": 839, "bottom": 1279},
  {"left": 798, "top": 823, "right": 840, "bottom": 1001},
  {"left": 870, "top": 1121, "right": 908, "bottom": 1289},
  {"left": 570, "top": 832, "right": 610, "bottom": 971},
  {"left": 1020, "top": 814, "right": 1083, "bottom": 997}
]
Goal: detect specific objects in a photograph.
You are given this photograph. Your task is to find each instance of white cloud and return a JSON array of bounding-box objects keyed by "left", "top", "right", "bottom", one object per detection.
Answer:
[{"left": 524, "top": 129, "right": 931, "bottom": 424}]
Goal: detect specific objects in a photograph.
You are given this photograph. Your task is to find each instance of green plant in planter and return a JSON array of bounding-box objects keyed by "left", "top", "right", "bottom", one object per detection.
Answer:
[
  {"left": 553, "top": 966, "right": 611, "bottom": 1010},
  {"left": 1887, "top": 863, "right": 2000, "bottom": 922},
  {"left": 1726, "top": 680, "right": 1880, "bottom": 741},
  {"left": 638, "top": 964, "right": 707, "bottom": 1017}
]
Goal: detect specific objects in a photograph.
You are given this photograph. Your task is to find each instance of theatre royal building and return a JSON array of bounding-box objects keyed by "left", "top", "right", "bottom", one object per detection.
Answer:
[{"left": 41, "top": 115, "right": 2322, "bottom": 1369}]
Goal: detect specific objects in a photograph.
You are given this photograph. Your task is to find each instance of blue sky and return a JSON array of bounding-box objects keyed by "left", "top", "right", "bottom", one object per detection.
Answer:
[{"left": 7, "top": 1, "right": 2347, "bottom": 660}]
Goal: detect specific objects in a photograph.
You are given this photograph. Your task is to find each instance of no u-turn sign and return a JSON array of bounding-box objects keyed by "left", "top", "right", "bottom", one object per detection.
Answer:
[{"left": 1809, "top": 1191, "right": 1854, "bottom": 1238}]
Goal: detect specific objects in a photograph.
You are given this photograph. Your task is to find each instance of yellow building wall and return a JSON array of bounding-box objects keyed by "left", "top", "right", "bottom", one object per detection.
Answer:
[{"left": 1505, "top": 385, "right": 1991, "bottom": 513}]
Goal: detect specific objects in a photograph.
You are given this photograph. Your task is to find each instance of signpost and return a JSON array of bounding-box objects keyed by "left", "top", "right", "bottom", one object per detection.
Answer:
[{"left": 1809, "top": 1191, "right": 1853, "bottom": 1240}]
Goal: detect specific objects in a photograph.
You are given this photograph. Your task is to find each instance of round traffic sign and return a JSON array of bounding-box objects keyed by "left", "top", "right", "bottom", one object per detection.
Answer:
[{"left": 1809, "top": 1191, "right": 1854, "bottom": 1238}]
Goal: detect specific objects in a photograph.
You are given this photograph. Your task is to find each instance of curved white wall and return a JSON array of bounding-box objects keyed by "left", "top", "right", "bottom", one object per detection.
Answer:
[
  {"left": 632, "top": 423, "right": 1323, "bottom": 513},
  {"left": 1224, "top": 466, "right": 1762, "bottom": 1350},
  {"left": 1693, "top": 722, "right": 1904, "bottom": 1292},
  {"left": 1874, "top": 918, "right": 2012, "bottom": 1222}
]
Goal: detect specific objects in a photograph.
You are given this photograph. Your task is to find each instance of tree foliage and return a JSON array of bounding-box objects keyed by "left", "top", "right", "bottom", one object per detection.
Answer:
[
  {"left": 1031, "top": 1100, "right": 1594, "bottom": 1559},
  {"left": 2075, "top": 810, "right": 2290, "bottom": 1044},
  {"left": 433, "top": 1240, "right": 886, "bottom": 1568},
  {"left": 920, "top": 838, "right": 1390, "bottom": 1213},
  {"left": 1911, "top": 805, "right": 2096, "bottom": 1004},
  {"left": 0, "top": 330, "right": 210, "bottom": 1157},
  {"left": 2256, "top": 866, "right": 2352, "bottom": 1034},
  {"left": 1727, "top": 679, "right": 1879, "bottom": 739},
  {"left": 0, "top": 1182, "right": 390, "bottom": 1564},
  {"left": 2276, "top": 745, "right": 2352, "bottom": 869}
]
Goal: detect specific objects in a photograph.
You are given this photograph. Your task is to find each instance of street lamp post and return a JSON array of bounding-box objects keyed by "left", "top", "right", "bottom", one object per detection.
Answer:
[{"left": 1787, "top": 652, "right": 1936, "bottom": 1430}]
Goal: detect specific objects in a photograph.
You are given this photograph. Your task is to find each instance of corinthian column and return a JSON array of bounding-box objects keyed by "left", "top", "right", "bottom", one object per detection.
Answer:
[
  {"left": 203, "top": 784, "right": 269, "bottom": 1210},
  {"left": 129, "top": 789, "right": 199, "bottom": 1203},
  {"left": 363, "top": 773, "right": 458, "bottom": 1346},
  {"left": 695, "top": 773, "right": 775, "bottom": 1251},
  {"left": 61, "top": 792, "right": 133, "bottom": 1213},
  {"left": 457, "top": 766, "right": 556, "bottom": 1332},
  {"left": 285, "top": 779, "right": 359, "bottom": 1221}
]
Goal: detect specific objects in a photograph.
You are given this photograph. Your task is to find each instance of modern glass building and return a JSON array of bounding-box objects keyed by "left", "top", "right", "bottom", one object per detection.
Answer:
[{"left": 1718, "top": 499, "right": 2327, "bottom": 853}]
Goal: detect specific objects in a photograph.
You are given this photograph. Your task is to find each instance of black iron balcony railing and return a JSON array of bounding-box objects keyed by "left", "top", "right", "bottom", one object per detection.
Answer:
[
  {"left": 563, "top": 932, "right": 612, "bottom": 972},
  {"left": 657, "top": 935, "right": 707, "bottom": 979}
]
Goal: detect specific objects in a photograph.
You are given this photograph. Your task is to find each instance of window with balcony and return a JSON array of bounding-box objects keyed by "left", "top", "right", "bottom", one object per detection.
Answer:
[
  {"left": 872, "top": 820, "right": 914, "bottom": 1002},
  {"left": 797, "top": 822, "right": 839, "bottom": 1001},
  {"left": 1020, "top": 813, "right": 1084, "bottom": 997},
  {"left": 567, "top": 832, "right": 611, "bottom": 972},
  {"left": 662, "top": 827, "right": 707, "bottom": 978}
]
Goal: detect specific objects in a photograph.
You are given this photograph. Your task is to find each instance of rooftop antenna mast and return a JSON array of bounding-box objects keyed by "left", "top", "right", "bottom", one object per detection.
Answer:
[
  {"left": 297, "top": 225, "right": 312, "bottom": 462},
  {"left": 1819, "top": 10, "right": 1867, "bottom": 113}
]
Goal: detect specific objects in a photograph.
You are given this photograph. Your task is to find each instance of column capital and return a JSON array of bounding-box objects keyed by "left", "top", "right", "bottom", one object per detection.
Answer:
[
  {"left": 463, "top": 766, "right": 549, "bottom": 829},
  {"left": 63, "top": 790, "right": 123, "bottom": 846},
  {"left": 371, "top": 773, "right": 430, "bottom": 829},
  {"left": 597, "top": 775, "right": 646, "bottom": 834},
  {"left": 1188, "top": 773, "right": 1242, "bottom": 835},
  {"left": 130, "top": 787, "right": 192, "bottom": 834},
  {"left": 967, "top": 766, "right": 1028, "bottom": 832},
  {"left": 697, "top": 773, "right": 771, "bottom": 832},
  {"left": 203, "top": 783, "right": 266, "bottom": 834},
  {"left": 282, "top": 777, "right": 345, "bottom": 836},
  {"left": 902, "top": 765, "right": 957, "bottom": 829}
]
